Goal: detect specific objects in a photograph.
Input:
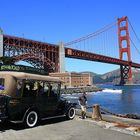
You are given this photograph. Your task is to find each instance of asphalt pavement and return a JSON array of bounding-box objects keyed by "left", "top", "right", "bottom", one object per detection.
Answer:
[{"left": 0, "top": 116, "right": 139, "bottom": 140}]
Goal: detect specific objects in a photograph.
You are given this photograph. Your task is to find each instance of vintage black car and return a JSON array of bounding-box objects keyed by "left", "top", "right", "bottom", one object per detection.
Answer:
[{"left": 0, "top": 68, "right": 76, "bottom": 128}]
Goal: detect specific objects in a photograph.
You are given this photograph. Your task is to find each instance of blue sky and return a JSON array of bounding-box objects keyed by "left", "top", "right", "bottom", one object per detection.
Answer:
[{"left": 0, "top": 0, "right": 140, "bottom": 74}]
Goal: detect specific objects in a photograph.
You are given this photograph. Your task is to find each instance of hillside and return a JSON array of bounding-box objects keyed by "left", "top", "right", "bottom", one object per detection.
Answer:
[{"left": 93, "top": 69, "right": 140, "bottom": 85}]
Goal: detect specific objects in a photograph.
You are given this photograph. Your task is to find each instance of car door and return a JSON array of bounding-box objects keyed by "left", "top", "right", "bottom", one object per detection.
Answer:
[{"left": 35, "top": 82, "right": 60, "bottom": 118}]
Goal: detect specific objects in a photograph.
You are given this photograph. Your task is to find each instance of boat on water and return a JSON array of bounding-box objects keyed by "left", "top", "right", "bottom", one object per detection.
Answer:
[{"left": 102, "top": 88, "right": 122, "bottom": 93}]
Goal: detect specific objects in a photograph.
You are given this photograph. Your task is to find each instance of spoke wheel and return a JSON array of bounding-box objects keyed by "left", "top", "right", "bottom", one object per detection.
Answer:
[
  {"left": 25, "top": 110, "right": 38, "bottom": 128},
  {"left": 67, "top": 107, "right": 75, "bottom": 120}
]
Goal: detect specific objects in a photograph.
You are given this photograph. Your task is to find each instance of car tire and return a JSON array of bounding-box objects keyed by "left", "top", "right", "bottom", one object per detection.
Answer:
[
  {"left": 24, "top": 110, "right": 38, "bottom": 128},
  {"left": 66, "top": 107, "right": 75, "bottom": 120}
]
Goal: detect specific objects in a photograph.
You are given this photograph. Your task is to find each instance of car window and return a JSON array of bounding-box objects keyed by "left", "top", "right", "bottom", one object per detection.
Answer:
[
  {"left": 40, "top": 82, "right": 59, "bottom": 97},
  {"left": 0, "top": 78, "right": 5, "bottom": 94},
  {"left": 21, "top": 80, "right": 61, "bottom": 98},
  {"left": 49, "top": 83, "right": 60, "bottom": 97},
  {"left": 16, "top": 80, "right": 23, "bottom": 97},
  {"left": 22, "top": 80, "right": 37, "bottom": 97},
  {"left": 43, "top": 82, "right": 49, "bottom": 96},
  {"left": 36, "top": 81, "right": 44, "bottom": 96}
]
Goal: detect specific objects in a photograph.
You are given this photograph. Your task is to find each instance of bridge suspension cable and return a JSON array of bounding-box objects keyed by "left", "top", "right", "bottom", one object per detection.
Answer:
[
  {"left": 64, "top": 20, "right": 119, "bottom": 59},
  {"left": 128, "top": 19, "right": 140, "bottom": 63},
  {"left": 64, "top": 20, "right": 117, "bottom": 46},
  {"left": 128, "top": 19, "right": 140, "bottom": 43},
  {"left": 130, "top": 37, "right": 140, "bottom": 55}
]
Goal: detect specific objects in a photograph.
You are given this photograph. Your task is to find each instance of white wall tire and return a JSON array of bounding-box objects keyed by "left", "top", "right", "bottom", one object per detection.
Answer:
[
  {"left": 25, "top": 110, "right": 38, "bottom": 128},
  {"left": 67, "top": 107, "right": 75, "bottom": 120}
]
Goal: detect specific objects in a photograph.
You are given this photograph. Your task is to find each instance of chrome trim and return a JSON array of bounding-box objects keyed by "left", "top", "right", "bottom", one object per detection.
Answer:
[
  {"left": 41, "top": 115, "right": 66, "bottom": 121},
  {"left": 10, "top": 120, "right": 23, "bottom": 123},
  {"left": 0, "top": 116, "right": 8, "bottom": 119},
  {"left": 10, "top": 114, "right": 67, "bottom": 123}
]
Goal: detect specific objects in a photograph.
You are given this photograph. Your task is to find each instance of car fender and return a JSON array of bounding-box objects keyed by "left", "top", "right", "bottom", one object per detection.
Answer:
[{"left": 64, "top": 102, "right": 77, "bottom": 115}]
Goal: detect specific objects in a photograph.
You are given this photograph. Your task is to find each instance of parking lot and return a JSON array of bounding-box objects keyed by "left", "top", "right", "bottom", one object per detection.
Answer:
[{"left": 0, "top": 116, "right": 139, "bottom": 140}]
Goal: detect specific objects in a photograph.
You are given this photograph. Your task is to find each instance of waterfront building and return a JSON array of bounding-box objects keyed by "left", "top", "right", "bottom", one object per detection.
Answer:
[{"left": 49, "top": 72, "right": 93, "bottom": 88}]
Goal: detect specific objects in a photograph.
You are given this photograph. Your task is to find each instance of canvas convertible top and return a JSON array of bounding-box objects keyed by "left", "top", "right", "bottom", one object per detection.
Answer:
[
  {"left": 0, "top": 71, "right": 62, "bottom": 82},
  {"left": 0, "top": 71, "right": 62, "bottom": 96}
]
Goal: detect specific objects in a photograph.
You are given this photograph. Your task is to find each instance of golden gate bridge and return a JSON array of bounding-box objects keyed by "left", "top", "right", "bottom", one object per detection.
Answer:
[{"left": 0, "top": 16, "right": 140, "bottom": 85}]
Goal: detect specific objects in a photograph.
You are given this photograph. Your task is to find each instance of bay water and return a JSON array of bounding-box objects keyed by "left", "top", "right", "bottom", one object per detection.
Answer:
[{"left": 62, "top": 85, "right": 140, "bottom": 115}]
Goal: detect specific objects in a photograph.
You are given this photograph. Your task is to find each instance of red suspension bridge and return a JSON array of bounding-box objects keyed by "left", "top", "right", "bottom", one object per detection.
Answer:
[{"left": 0, "top": 16, "right": 140, "bottom": 85}]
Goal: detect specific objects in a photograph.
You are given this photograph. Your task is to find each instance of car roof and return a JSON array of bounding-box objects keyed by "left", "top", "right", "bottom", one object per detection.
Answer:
[{"left": 0, "top": 71, "right": 62, "bottom": 82}]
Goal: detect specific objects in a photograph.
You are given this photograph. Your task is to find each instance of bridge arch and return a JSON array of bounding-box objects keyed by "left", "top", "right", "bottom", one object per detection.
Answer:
[
  {"left": 3, "top": 35, "right": 59, "bottom": 73},
  {"left": 14, "top": 54, "right": 57, "bottom": 72}
]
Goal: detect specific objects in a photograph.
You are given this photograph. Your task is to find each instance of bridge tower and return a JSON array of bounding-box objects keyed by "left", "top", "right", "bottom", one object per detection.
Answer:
[
  {"left": 118, "top": 16, "right": 132, "bottom": 85},
  {"left": 59, "top": 42, "right": 65, "bottom": 72},
  {"left": 0, "top": 28, "right": 3, "bottom": 57}
]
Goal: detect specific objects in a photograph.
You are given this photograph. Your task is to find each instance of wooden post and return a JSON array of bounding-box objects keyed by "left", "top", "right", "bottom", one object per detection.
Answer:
[{"left": 92, "top": 104, "right": 102, "bottom": 120}]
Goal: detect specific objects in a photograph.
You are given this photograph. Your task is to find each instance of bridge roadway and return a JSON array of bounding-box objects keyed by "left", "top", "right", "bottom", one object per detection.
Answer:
[
  {"left": 65, "top": 48, "right": 140, "bottom": 69},
  {"left": 0, "top": 116, "right": 139, "bottom": 140}
]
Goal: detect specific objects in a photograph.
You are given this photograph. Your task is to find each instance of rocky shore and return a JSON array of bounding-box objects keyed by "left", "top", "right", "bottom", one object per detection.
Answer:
[{"left": 60, "top": 86, "right": 102, "bottom": 94}]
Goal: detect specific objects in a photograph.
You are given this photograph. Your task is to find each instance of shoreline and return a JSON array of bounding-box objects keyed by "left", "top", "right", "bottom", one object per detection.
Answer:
[{"left": 60, "top": 86, "right": 102, "bottom": 94}]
